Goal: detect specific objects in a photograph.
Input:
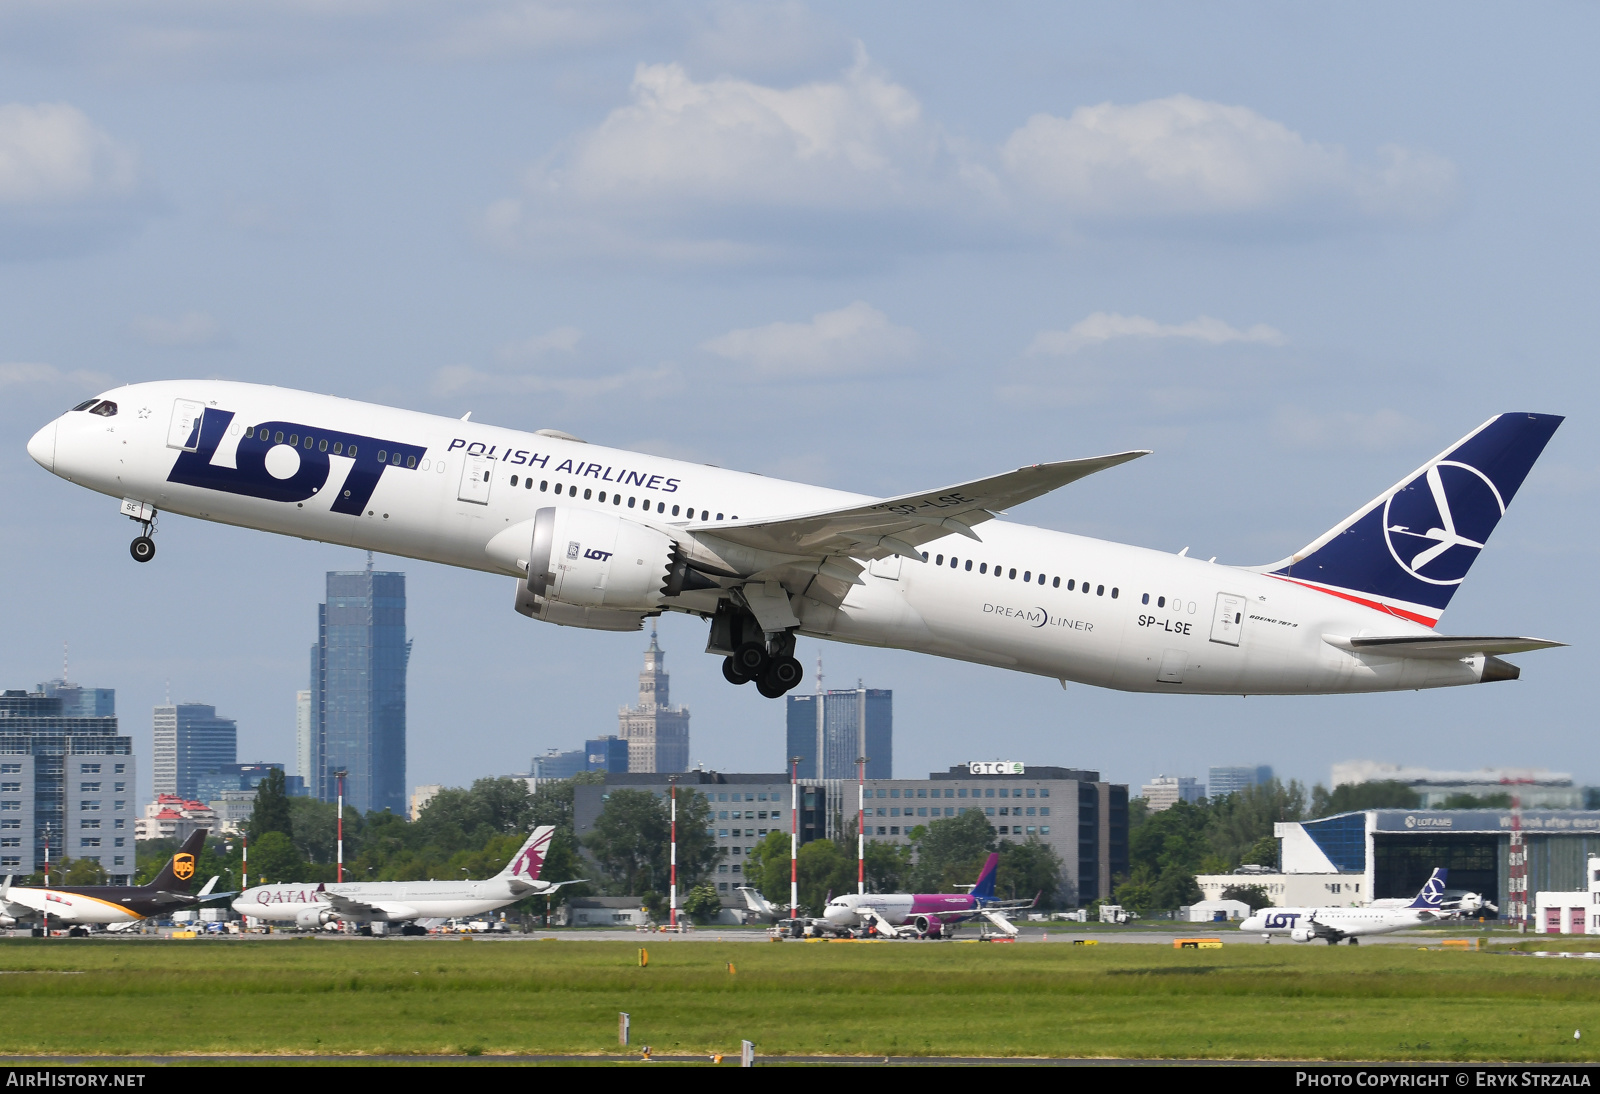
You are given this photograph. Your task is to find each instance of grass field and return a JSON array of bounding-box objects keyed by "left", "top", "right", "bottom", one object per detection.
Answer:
[{"left": 2, "top": 937, "right": 1598, "bottom": 1061}]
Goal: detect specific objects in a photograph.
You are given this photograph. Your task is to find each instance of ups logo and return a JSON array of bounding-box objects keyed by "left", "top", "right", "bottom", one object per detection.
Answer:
[{"left": 172, "top": 853, "right": 195, "bottom": 881}]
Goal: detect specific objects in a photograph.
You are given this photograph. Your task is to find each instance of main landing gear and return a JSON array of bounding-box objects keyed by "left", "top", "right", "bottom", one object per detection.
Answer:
[{"left": 710, "top": 604, "right": 804, "bottom": 699}]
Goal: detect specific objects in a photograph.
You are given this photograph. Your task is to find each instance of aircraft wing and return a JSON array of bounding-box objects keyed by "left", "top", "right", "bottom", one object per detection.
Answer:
[
  {"left": 1325, "top": 635, "right": 1565, "bottom": 659},
  {"left": 319, "top": 891, "right": 383, "bottom": 917},
  {"left": 693, "top": 452, "right": 1150, "bottom": 562}
]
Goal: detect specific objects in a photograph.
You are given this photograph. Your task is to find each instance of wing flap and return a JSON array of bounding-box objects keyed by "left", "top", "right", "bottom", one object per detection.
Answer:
[
  {"left": 1323, "top": 634, "right": 1565, "bottom": 659},
  {"left": 694, "top": 451, "right": 1149, "bottom": 560}
]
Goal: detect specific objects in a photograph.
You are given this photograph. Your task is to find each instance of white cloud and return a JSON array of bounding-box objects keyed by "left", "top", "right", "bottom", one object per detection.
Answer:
[
  {"left": 432, "top": 361, "right": 680, "bottom": 400},
  {"left": 0, "top": 361, "right": 114, "bottom": 391},
  {"left": 485, "top": 65, "right": 1457, "bottom": 266},
  {"left": 482, "top": 52, "right": 992, "bottom": 264},
  {"left": 700, "top": 302, "right": 917, "bottom": 379},
  {"left": 0, "top": 102, "right": 137, "bottom": 207},
  {"left": 1026, "top": 312, "right": 1286, "bottom": 356},
  {"left": 496, "top": 326, "right": 583, "bottom": 363},
  {"left": 1270, "top": 406, "right": 1425, "bottom": 451},
  {"left": 1001, "top": 95, "right": 1455, "bottom": 224},
  {"left": 131, "top": 311, "right": 225, "bottom": 348}
]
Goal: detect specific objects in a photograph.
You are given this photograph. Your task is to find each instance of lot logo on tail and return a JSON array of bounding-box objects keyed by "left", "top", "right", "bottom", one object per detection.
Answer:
[
  {"left": 172, "top": 853, "right": 195, "bottom": 881},
  {"left": 1384, "top": 462, "right": 1503, "bottom": 586}
]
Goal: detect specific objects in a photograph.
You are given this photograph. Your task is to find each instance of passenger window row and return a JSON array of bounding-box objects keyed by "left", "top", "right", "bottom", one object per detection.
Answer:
[
  {"left": 502, "top": 476, "right": 735, "bottom": 521},
  {"left": 242, "top": 427, "right": 419, "bottom": 469},
  {"left": 920, "top": 551, "right": 1118, "bottom": 598}
]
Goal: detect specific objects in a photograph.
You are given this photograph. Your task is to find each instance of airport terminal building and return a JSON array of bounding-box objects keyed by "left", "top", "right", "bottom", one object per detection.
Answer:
[{"left": 1198, "top": 808, "right": 1600, "bottom": 910}]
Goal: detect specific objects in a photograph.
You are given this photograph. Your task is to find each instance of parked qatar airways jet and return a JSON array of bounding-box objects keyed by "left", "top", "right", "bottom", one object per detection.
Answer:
[
  {"left": 233, "top": 826, "right": 568, "bottom": 929},
  {"left": 26, "top": 382, "right": 1563, "bottom": 698}
]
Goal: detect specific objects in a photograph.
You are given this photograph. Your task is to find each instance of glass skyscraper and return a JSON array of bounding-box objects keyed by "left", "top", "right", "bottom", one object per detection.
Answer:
[
  {"left": 786, "top": 687, "right": 892, "bottom": 780},
  {"left": 310, "top": 562, "right": 410, "bottom": 815},
  {"left": 152, "top": 703, "right": 237, "bottom": 800}
]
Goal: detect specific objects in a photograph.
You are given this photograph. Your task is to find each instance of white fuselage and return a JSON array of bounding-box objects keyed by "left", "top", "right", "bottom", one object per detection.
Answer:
[
  {"left": 1, "top": 887, "right": 142, "bottom": 926},
  {"left": 233, "top": 878, "right": 538, "bottom": 925},
  {"left": 1240, "top": 905, "right": 1437, "bottom": 941},
  {"left": 29, "top": 380, "right": 1490, "bottom": 695}
]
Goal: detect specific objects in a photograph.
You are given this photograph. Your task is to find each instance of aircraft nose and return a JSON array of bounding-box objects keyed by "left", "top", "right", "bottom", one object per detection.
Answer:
[{"left": 27, "top": 420, "right": 56, "bottom": 472}]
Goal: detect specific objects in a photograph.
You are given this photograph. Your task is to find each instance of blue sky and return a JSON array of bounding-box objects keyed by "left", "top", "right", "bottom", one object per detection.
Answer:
[{"left": 1, "top": 2, "right": 1594, "bottom": 804}]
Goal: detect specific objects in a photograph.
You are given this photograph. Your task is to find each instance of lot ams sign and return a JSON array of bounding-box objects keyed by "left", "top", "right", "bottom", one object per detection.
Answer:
[{"left": 969, "top": 762, "right": 1025, "bottom": 776}]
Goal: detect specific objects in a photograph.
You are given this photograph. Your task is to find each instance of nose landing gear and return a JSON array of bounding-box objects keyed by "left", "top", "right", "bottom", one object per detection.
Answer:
[{"left": 120, "top": 497, "right": 158, "bottom": 563}]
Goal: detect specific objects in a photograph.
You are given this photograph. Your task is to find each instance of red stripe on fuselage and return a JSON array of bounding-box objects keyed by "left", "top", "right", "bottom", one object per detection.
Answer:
[{"left": 1267, "top": 576, "right": 1438, "bottom": 628}]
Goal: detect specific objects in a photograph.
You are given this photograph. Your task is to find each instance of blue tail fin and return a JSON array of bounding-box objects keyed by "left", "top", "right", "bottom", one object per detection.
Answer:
[
  {"left": 1408, "top": 868, "right": 1448, "bottom": 909},
  {"left": 971, "top": 852, "right": 999, "bottom": 904},
  {"left": 1263, "top": 413, "right": 1562, "bottom": 626}
]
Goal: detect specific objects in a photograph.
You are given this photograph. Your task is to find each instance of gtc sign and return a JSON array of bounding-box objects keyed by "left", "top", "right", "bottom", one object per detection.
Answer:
[{"left": 969, "top": 762, "right": 1024, "bottom": 775}]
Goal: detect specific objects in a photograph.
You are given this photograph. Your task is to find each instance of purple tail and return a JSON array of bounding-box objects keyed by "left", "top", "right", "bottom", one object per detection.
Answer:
[{"left": 971, "top": 853, "right": 999, "bottom": 903}]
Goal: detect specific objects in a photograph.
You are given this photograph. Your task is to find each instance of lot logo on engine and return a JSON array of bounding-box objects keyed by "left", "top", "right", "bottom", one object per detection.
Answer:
[{"left": 567, "top": 541, "right": 580, "bottom": 560}]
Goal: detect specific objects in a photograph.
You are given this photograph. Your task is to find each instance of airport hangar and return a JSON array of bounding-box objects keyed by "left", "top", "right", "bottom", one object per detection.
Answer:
[
  {"left": 573, "top": 765, "right": 1129, "bottom": 907},
  {"left": 1198, "top": 808, "right": 1600, "bottom": 910}
]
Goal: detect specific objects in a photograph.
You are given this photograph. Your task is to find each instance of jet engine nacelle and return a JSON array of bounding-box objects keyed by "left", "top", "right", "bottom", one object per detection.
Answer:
[
  {"left": 1289, "top": 927, "right": 1316, "bottom": 943},
  {"left": 526, "top": 506, "right": 714, "bottom": 613},
  {"left": 295, "top": 906, "right": 335, "bottom": 929}
]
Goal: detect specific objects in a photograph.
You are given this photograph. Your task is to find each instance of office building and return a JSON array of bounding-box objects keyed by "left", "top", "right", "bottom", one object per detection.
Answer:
[
  {"left": 309, "top": 563, "right": 410, "bottom": 815},
  {"left": 152, "top": 703, "right": 237, "bottom": 801},
  {"left": 1208, "top": 765, "right": 1273, "bottom": 798},
  {"left": 136, "top": 794, "right": 216, "bottom": 842},
  {"left": 575, "top": 761, "right": 1128, "bottom": 906},
  {"left": 1142, "top": 774, "right": 1204, "bottom": 811},
  {"left": 1330, "top": 761, "right": 1582, "bottom": 809},
  {"left": 39, "top": 679, "right": 115, "bottom": 718},
  {"left": 294, "top": 690, "right": 313, "bottom": 782},
  {"left": 786, "top": 686, "right": 891, "bottom": 780},
  {"left": 533, "top": 749, "right": 588, "bottom": 780},
  {"left": 195, "top": 762, "right": 306, "bottom": 804},
  {"left": 410, "top": 784, "right": 442, "bottom": 821},
  {"left": 0, "top": 686, "right": 136, "bottom": 883},
  {"left": 573, "top": 771, "right": 816, "bottom": 897},
  {"left": 585, "top": 736, "right": 629, "bottom": 774},
  {"left": 617, "top": 629, "right": 689, "bottom": 774}
]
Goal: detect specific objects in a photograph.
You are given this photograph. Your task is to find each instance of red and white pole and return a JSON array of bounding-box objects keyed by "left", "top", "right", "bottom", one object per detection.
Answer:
[
  {"left": 336, "top": 770, "right": 345, "bottom": 883},
  {"left": 857, "top": 756, "right": 866, "bottom": 895},
  {"left": 669, "top": 781, "right": 678, "bottom": 929},
  {"left": 41, "top": 834, "right": 49, "bottom": 938},
  {"left": 242, "top": 834, "right": 249, "bottom": 889},
  {"left": 790, "top": 757, "right": 799, "bottom": 919}
]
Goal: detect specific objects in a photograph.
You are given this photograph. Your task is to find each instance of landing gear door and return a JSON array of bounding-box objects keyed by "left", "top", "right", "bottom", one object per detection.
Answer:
[
  {"left": 1210, "top": 592, "right": 1247, "bottom": 646},
  {"left": 167, "top": 400, "right": 205, "bottom": 451},
  {"left": 458, "top": 453, "right": 494, "bottom": 504}
]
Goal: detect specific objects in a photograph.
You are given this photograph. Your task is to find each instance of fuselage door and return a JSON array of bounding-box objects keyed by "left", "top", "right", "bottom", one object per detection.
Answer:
[
  {"left": 458, "top": 453, "right": 494, "bottom": 504},
  {"left": 167, "top": 400, "right": 206, "bottom": 451},
  {"left": 1210, "top": 593, "right": 1247, "bottom": 646}
]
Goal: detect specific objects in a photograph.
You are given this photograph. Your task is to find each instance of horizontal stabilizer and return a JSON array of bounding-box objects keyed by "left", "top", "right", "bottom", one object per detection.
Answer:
[{"left": 1323, "top": 634, "right": 1565, "bottom": 659}]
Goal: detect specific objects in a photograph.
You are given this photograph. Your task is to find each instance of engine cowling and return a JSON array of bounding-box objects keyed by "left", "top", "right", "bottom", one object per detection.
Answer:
[
  {"left": 1289, "top": 927, "right": 1316, "bottom": 943},
  {"left": 527, "top": 507, "right": 686, "bottom": 612},
  {"left": 295, "top": 906, "right": 335, "bottom": 929}
]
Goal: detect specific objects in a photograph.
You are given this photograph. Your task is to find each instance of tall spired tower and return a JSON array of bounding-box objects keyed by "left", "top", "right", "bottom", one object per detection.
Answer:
[{"left": 618, "top": 627, "right": 690, "bottom": 773}]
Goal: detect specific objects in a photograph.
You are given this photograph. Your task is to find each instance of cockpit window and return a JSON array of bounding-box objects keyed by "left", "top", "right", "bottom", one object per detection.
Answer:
[
  {"left": 71, "top": 399, "right": 99, "bottom": 412},
  {"left": 88, "top": 401, "right": 118, "bottom": 417}
]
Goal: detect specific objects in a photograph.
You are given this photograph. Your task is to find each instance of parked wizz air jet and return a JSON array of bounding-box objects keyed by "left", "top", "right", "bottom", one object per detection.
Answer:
[
  {"left": 233, "top": 826, "right": 570, "bottom": 930},
  {"left": 821, "top": 852, "right": 1030, "bottom": 937},
  {"left": 26, "top": 382, "right": 1564, "bottom": 698},
  {"left": 0, "top": 830, "right": 224, "bottom": 932},
  {"left": 1241, "top": 868, "right": 1452, "bottom": 944}
]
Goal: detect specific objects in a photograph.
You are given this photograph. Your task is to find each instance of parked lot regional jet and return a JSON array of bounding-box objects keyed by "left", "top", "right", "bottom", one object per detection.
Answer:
[
  {"left": 233, "top": 826, "right": 569, "bottom": 929},
  {"left": 1241, "top": 868, "right": 1452, "bottom": 944},
  {"left": 27, "top": 382, "right": 1564, "bottom": 698},
  {"left": 0, "top": 830, "right": 222, "bottom": 931}
]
